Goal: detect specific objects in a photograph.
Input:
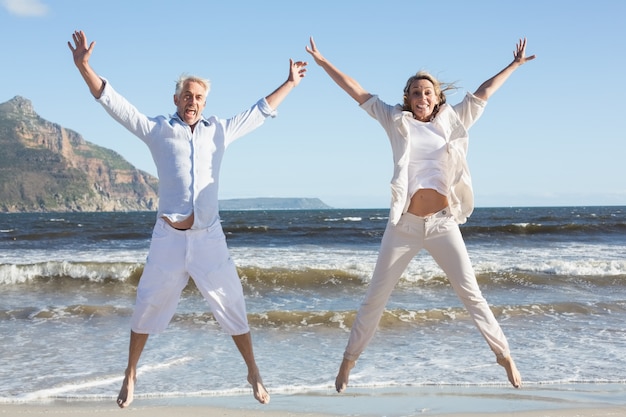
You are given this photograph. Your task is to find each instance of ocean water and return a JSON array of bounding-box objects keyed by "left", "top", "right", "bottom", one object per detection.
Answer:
[{"left": 1, "top": 206, "right": 625, "bottom": 404}]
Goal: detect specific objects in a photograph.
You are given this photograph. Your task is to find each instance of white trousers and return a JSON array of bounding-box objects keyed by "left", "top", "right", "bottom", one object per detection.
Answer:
[
  {"left": 344, "top": 208, "right": 511, "bottom": 361},
  {"left": 131, "top": 218, "right": 249, "bottom": 336}
]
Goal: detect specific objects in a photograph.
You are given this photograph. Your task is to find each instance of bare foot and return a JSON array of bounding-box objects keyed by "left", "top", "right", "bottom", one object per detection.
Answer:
[
  {"left": 248, "top": 372, "right": 270, "bottom": 404},
  {"left": 335, "top": 358, "right": 356, "bottom": 393},
  {"left": 117, "top": 370, "right": 136, "bottom": 408},
  {"left": 497, "top": 355, "right": 521, "bottom": 388}
]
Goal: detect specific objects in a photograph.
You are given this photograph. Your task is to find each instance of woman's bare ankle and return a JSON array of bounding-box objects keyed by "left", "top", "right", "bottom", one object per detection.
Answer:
[{"left": 335, "top": 358, "right": 356, "bottom": 393}]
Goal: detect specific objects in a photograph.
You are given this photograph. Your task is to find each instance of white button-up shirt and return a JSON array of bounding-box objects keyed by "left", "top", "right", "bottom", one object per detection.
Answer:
[{"left": 97, "top": 79, "right": 277, "bottom": 229}]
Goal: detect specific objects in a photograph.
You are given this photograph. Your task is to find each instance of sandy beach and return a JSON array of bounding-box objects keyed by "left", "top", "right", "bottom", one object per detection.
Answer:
[
  {"left": 2, "top": 403, "right": 626, "bottom": 417},
  {"left": 2, "top": 385, "right": 625, "bottom": 417},
  {"left": 1, "top": 403, "right": 625, "bottom": 417}
]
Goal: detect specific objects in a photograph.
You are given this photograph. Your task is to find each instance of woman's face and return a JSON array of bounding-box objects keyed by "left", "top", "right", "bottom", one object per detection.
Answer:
[{"left": 406, "top": 78, "right": 439, "bottom": 122}]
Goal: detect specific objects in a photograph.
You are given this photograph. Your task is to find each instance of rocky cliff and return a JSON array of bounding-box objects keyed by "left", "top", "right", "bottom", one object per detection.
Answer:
[{"left": 0, "top": 96, "right": 159, "bottom": 212}]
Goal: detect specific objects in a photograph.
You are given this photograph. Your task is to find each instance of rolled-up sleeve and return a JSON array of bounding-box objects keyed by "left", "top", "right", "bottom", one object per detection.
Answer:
[{"left": 258, "top": 97, "right": 278, "bottom": 118}]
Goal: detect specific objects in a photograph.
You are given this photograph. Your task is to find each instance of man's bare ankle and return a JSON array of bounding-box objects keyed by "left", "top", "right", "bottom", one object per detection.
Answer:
[{"left": 341, "top": 358, "right": 355, "bottom": 369}]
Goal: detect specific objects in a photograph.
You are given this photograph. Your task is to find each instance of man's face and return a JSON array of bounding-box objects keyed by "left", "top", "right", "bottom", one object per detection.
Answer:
[{"left": 173, "top": 81, "right": 207, "bottom": 126}]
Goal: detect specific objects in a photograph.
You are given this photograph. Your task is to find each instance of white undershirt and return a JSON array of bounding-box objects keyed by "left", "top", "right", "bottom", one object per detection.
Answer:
[{"left": 407, "top": 120, "right": 451, "bottom": 198}]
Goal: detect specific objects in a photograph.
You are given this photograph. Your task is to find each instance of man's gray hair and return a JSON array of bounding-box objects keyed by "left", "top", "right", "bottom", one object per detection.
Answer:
[{"left": 175, "top": 74, "right": 211, "bottom": 97}]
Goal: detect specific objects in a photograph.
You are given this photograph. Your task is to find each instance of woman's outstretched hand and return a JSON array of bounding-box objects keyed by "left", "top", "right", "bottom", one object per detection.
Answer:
[
  {"left": 513, "top": 38, "right": 536, "bottom": 66},
  {"left": 305, "top": 37, "right": 325, "bottom": 66}
]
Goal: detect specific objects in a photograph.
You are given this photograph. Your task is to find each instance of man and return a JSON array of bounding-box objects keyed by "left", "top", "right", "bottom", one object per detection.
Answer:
[{"left": 68, "top": 30, "right": 307, "bottom": 408}]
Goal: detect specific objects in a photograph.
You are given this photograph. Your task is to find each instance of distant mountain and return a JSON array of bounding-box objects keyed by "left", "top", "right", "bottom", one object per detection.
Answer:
[
  {"left": 0, "top": 96, "right": 158, "bottom": 212},
  {"left": 219, "top": 197, "right": 332, "bottom": 210}
]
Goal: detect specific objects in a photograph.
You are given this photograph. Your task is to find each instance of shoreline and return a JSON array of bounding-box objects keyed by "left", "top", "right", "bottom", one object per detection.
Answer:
[{"left": 3, "top": 384, "right": 625, "bottom": 417}]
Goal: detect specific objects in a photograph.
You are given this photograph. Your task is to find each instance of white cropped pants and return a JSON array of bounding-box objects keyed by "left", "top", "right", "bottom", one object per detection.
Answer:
[
  {"left": 131, "top": 218, "right": 250, "bottom": 336},
  {"left": 343, "top": 208, "right": 511, "bottom": 361}
]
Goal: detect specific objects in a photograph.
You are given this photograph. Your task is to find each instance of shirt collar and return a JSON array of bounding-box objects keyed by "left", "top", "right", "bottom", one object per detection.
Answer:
[{"left": 169, "top": 112, "right": 210, "bottom": 127}]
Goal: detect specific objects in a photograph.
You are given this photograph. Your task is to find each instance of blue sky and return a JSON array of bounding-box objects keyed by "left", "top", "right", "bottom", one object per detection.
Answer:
[{"left": 1, "top": 0, "right": 624, "bottom": 208}]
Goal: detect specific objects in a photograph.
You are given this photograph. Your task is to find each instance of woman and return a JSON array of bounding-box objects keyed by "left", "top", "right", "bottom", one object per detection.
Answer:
[{"left": 305, "top": 37, "right": 535, "bottom": 392}]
